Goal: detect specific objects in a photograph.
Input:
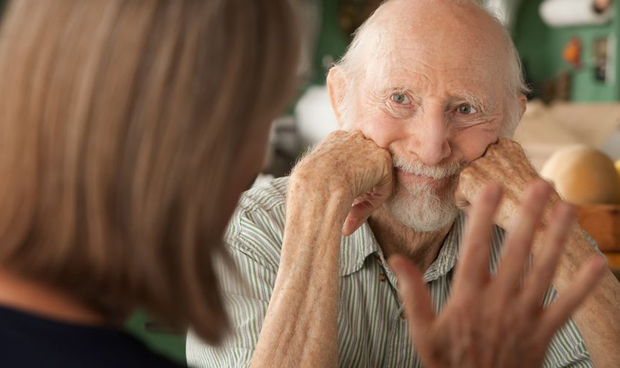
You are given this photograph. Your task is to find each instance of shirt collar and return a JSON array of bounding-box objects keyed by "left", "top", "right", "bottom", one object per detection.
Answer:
[
  {"left": 422, "top": 212, "right": 466, "bottom": 282},
  {"left": 339, "top": 222, "right": 379, "bottom": 277},
  {"left": 340, "top": 212, "right": 467, "bottom": 282}
]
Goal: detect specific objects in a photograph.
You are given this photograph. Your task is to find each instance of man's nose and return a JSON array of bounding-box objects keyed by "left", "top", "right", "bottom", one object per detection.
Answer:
[{"left": 405, "top": 106, "right": 451, "bottom": 166}]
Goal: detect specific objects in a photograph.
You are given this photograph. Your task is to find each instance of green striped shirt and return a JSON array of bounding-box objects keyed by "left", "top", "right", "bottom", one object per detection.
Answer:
[{"left": 187, "top": 177, "right": 592, "bottom": 368}]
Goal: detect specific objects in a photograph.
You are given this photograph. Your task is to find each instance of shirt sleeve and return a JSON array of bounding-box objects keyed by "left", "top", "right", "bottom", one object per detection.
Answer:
[
  {"left": 544, "top": 231, "right": 599, "bottom": 368},
  {"left": 186, "top": 194, "right": 284, "bottom": 368},
  {"left": 541, "top": 287, "right": 593, "bottom": 368},
  {"left": 186, "top": 244, "right": 277, "bottom": 368},
  {"left": 528, "top": 228, "right": 599, "bottom": 368}
]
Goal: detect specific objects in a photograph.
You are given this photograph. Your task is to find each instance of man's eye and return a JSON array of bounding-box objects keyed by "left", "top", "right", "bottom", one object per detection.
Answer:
[
  {"left": 390, "top": 93, "right": 411, "bottom": 105},
  {"left": 457, "top": 104, "right": 478, "bottom": 115}
]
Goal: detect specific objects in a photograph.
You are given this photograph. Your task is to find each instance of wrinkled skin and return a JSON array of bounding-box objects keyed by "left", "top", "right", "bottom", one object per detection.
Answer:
[
  {"left": 456, "top": 138, "right": 547, "bottom": 231},
  {"left": 292, "top": 130, "right": 393, "bottom": 236}
]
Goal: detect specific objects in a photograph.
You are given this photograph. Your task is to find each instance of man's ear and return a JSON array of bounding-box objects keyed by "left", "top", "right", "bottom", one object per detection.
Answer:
[
  {"left": 327, "top": 66, "right": 346, "bottom": 127},
  {"left": 518, "top": 93, "right": 527, "bottom": 118}
]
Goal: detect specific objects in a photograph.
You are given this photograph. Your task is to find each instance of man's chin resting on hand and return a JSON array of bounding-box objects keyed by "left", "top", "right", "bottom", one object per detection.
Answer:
[{"left": 187, "top": 0, "right": 620, "bottom": 367}]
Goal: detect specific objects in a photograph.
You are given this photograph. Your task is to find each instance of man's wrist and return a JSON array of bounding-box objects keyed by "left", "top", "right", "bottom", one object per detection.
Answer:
[
  {"left": 279, "top": 174, "right": 354, "bottom": 264},
  {"left": 554, "top": 225, "right": 600, "bottom": 286},
  {"left": 288, "top": 171, "right": 354, "bottom": 218}
]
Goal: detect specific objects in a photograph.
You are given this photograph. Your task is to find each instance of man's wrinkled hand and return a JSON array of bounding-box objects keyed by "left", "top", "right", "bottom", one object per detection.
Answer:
[
  {"left": 290, "top": 130, "right": 393, "bottom": 235},
  {"left": 389, "top": 181, "right": 606, "bottom": 368},
  {"left": 456, "top": 138, "right": 545, "bottom": 230}
]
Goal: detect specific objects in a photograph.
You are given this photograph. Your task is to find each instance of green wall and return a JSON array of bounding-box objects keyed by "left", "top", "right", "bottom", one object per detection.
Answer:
[
  {"left": 310, "top": 0, "right": 349, "bottom": 86},
  {"left": 514, "top": 0, "right": 620, "bottom": 101}
]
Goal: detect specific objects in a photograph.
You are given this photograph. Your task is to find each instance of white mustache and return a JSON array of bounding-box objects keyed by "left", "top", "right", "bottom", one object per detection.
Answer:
[{"left": 392, "top": 156, "right": 465, "bottom": 180}]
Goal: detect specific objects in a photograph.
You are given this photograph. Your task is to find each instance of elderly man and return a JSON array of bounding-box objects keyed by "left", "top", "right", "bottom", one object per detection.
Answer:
[{"left": 188, "top": 0, "right": 620, "bottom": 367}]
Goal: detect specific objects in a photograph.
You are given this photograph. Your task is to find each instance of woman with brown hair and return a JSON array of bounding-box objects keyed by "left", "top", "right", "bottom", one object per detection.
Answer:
[{"left": 0, "top": 0, "right": 299, "bottom": 367}]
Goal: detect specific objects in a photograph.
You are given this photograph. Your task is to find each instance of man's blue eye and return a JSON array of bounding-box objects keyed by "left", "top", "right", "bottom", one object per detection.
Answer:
[
  {"left": 390, "top": 93, "right": 411, "bottom": 104},
  {"left": 457, "top": 104, "right": 478, "bottom": 115}
]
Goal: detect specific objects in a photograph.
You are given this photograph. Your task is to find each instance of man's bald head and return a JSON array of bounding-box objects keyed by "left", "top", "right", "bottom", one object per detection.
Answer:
[{"left": 334, "top": 0, "right": 527, "bottom": 136}]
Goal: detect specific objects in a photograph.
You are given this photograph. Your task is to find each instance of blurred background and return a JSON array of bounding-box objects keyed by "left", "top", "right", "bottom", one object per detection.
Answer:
[{"left": 1, "top": 0, "right": 618, "bottom": 365}]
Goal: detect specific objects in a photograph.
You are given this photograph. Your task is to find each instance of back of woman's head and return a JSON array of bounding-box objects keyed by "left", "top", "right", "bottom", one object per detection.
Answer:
[{"left": 0, "top": 0, "right": 298, "bottom": 344}]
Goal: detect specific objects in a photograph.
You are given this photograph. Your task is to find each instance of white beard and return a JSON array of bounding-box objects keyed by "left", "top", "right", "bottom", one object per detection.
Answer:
[{"left": 385, "top": 157, "right": 464, "bottom": 232}]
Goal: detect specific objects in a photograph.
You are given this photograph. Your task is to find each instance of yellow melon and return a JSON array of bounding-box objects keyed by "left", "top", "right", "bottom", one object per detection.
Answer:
[{"left": 541, "top": 146, "right": 620, "bottom": 205}]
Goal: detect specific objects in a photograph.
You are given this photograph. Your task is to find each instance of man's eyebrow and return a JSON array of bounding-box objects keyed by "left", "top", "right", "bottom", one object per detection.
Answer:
[
  {"left": 449, "top": 91, "right": 497, "bottom": 111},
  {"left": 372, "top": 85, "right": 419, "bottom": 100},
  {"left": 370, "top": 86, "right": 405, "bottom": 101}
]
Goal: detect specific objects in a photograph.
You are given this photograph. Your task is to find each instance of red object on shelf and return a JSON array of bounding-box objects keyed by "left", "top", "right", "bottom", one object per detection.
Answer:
[{"left": 563, "top": 37, "right": 583, "bottom": 70}]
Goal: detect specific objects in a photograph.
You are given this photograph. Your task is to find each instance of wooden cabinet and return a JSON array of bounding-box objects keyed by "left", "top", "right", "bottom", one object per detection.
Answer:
[{"left": 577, "top": 204, "right": 620, "bottom": 279}]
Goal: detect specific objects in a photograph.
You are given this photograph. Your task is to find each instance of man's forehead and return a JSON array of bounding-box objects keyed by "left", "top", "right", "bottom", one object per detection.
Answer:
[
  {"left": 366, "top": 59, "right": 503, "bottom": 98},
  {"left": 385, "top": 22, "right": 503, "bottom": 71}
]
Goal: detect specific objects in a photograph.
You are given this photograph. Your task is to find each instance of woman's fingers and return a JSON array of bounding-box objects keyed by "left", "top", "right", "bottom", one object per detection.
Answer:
[
  {"left": 541, "top": 256, "right": 606, "bottom": 336},
  {"left": 520, "top": 202, "right": 574, "bottom": 310},
  {"left": 389, "top": 255, "right": 435, "bottom": 352},
  {"left": 495, "top": 181, "right": 551, "bottom": 295},
  {"left": 453, "top": 184, "right": 502, "bottom": 294}
]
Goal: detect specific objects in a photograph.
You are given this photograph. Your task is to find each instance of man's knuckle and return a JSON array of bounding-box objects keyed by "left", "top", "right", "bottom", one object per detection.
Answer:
[
  {"left": 327, "top": 130, "right": 344, "bottom": 140},
  {"left": 460, "top": 166, "right": 475, "bottom": 178},
  {"left": 350, "top": 130, "right": 364, "bottom": 140}
]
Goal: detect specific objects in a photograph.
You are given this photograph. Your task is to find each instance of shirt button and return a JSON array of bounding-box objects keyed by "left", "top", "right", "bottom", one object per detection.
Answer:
[{"left": 379, "top": 273, "right": 387, "bottom": 282}]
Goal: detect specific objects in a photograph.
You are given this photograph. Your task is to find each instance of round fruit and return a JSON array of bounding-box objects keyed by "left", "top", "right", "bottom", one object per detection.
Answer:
[{"left": 541, "top": 146, "right": 620, "bottom": 205}]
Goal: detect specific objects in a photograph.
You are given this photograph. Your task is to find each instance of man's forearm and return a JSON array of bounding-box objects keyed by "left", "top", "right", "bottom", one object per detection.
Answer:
[
  {"left": 554, "top": 227, "right": 620, "bottom": 368},
  {"left": 249, "top": 182, "right": 351, "bottom": 368}
]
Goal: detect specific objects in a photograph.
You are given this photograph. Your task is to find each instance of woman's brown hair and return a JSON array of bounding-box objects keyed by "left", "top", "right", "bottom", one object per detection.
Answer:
[{"left": 0, "top": 0, "right": 299, "bottom": 344}]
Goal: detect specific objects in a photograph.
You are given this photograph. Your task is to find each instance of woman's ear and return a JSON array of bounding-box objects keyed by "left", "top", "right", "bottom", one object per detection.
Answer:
[{"left": 327, "top": 66, "right": 346, "bottom": 127}]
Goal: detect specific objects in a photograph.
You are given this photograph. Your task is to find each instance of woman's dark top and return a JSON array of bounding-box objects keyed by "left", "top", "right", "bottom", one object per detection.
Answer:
[{"left": 0, "top": 304, "right": 186, "bottom": 367}]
